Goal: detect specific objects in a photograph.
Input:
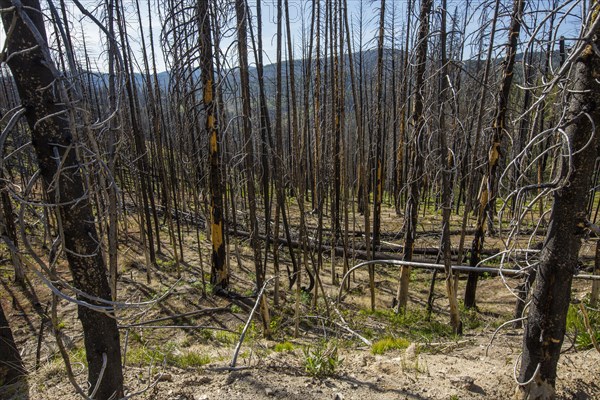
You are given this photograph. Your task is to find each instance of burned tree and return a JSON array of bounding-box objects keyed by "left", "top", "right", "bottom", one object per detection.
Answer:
[
  {"left": 517, "top": 8, "right": 600, "bottom": 399},
  {"left": 0, "top": 301, "right": 25, "bottom": 386},
  {"left": 0, "top": 1, "right": 124, "bottom": 398},
  {"left": 198, "top": 0, "right": 227, "bottom": 290}
]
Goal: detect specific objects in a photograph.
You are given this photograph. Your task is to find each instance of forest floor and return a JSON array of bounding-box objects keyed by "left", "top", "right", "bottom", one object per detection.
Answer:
[{"left": 1, "top": 202, "right": 600, "bottom": 399}]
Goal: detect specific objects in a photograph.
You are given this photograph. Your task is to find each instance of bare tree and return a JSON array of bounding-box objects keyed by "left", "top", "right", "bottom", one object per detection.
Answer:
[
  {"left": 438, "top": 0, "right": 461, "bottom": 334},
  {"left": 197, "top": 0, "right": 227, "bottom": 290},
  {"left": 0, "top": 301, "right": 25, "bottom": 385},
  {"left": 396, "top": 0, "right": 433, "bottom": 312},
  {"left": 517, "top": 8, "right": 600, "bottom": 398},
  {"left": 464, "top": 0, "right": 526, "bottom": 308},
  {"left": 0, "top": 1, "right": 124, "bottom": 398}
]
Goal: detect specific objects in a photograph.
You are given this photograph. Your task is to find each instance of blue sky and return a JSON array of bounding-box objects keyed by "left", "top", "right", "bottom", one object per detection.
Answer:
[{"left": 0, "top": 0, "right": 585, "bottom": 73}]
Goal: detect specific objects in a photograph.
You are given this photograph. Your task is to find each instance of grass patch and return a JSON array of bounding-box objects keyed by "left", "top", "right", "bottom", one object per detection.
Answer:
[
  {"left": 50, "top": 346, "right": 87, "bottom": 367},
  {"left": 269, "top": 315, "right": 284, "bottom": 336},
  {"left": 274, "top": 341, "right": 294, "bottom": 352},
  {"left": 371, "top": 337, "right": 410, "bottom": 355},
  {"left": 460, "top": 306, "right": 482, "bottom": 330},
  {"left": 231, "top": 304, "right": 242, "bottom": 313},
  {"left": 566, "top": 303, "right": 600, "bottom": 350},
  {"left": 70, "top": 347, "right": 87, "bottom": 366},
  {"left": 214, "top": 330, "right": 238, "bottom": 345},
  {"left": 156, "top": 258, "right": 177, "bottom": 271},
  {"left": 360, "top": 308, "right": 453, "bottom": 341},
  {"left": 126, "top": 344, "right": 210, "bottom": 369},
  {"left": 175, "top": 352, "right": 211, "bottom": 368}
]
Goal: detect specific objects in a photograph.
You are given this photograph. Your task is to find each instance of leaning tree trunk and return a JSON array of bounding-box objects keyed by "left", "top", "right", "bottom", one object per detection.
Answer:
[
  {"left": 0, "top": 1, "right": 124, "bottom": 398},
  {"left": 464, "top": 0, "right": 525, "bottom": 309},
  {"left": 0, "top": 301, "right": 25, "bottom": 386},
  {"left": 517, "top": 11, "right": 600, "bottom": 398}
]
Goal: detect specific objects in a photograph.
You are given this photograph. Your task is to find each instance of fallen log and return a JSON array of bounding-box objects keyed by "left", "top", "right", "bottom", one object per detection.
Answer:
[{"left": 230, "top": 229, "right": 502, "bottom": 262}]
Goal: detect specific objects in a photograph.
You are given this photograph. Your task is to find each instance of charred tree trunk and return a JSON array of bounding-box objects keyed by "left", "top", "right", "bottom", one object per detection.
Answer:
[
  {"left": 372, "top": 0, "right": 385, "bottom": 250},
  {"left": 198, "top": 0, "right": 227, "bottom": 289},
  {"left": 517, "top": 12, "right": 600, "bottom": 398},
  {"left": 396, "top": 0, "right": 432, "bottom": 313},
  {"left": 236, "top": 0, "right": 262, "bottom": 287},
  {"left": 591, "top": 240, "right": 600, "bottom": 307},
  {"left": 0, "top": 1, "right": 124, "bottom": 398},
  {"left": 464, "top": 0, "right": 525, "bottom": 309},
  {"left": 236, "top": 0, "right": 271, "bottom": 335},
  {"left": 0, "top": 175, "right": 24, "bottom": 285},
  {"left": 0, "top": 301, "right": 25, "bottom": 385},
  {"left": 438, "top": 0, "right": 461, "bottom": 334}
]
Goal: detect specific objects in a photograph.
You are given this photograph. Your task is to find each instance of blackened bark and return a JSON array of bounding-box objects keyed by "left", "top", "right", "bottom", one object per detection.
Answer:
[
  {"left": 438, "top": 0, "right": 461, "bottom": 334},
  {"left": 0, "top": 301, "right": 25, "bottom": 385},
  {"left": 236, "top": 0, "right": 262, "bottom": 288},
  {"left": 0, "top": 175, "right": 24, "bottom": 285},
  {"left": 198, "top": 0, "right": 227, "bottom": 290},
  {"left": 517, "top": 16, "right": 600, "bottom": 398},
  {"left": 396, "top": 0, "right": 432, "bottom": 312},
  {"left": 372, "top": 0, "right": 385, "bottom": 250},
  {"left": 0, "top": 1, "right": 124, "bottom": 398},
  {"left": 464, "top": 0, "right": 525, "bottom": 309}
]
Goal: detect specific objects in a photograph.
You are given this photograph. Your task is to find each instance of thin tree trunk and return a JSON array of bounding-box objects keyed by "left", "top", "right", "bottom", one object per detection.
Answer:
[
  {"left": 514, "top": 6, "right": 557, "bottom": 326},
  {"left": 396, "top": 0, "right": 433, "bottom": 313},
  {"left": 439, "top": 0, "right": 461, "bottom": 334},
  {"left": 372, "top": 0, "right": 386, "bottom": 250},
  {"left": 236, "top": 0, "right": 270, "bottom": 335},
  {"left": 464, "top": 0, "right": 525, "bottom": 309},
  {"left": 456, "top": 0, "right": 498, "bottom": 268}
]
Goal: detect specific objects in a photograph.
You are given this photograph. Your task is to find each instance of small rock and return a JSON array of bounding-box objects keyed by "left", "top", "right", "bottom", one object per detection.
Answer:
[
  {"left": 198, "top": 376, "right": 212, "bottom": 385},
  {"left": 265, "top": 387, "right": 275, "bottom": 396},
  {"left": 405, "top": 343, "right": 417, "bottom": 360},
  {"left": 156, "top": 373, "right": 173, "bottom": 382},
  {"left": 193, "top": 395, "right": 208, "bottom": 400},
  {"left": 324, "top": 379, "right": 337, "bottom": 388},
  {"left": 334, "top": 393, "right": 344, "bottom": 400},
  {"left": 351, "top": 383, "right": 358, "bottom": 389},
  {"left": 361, "top": 355, "right": 374, "bottom": 367},
  {"left": 450, "top": 376, "right": 475, "bottom": 390}
]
